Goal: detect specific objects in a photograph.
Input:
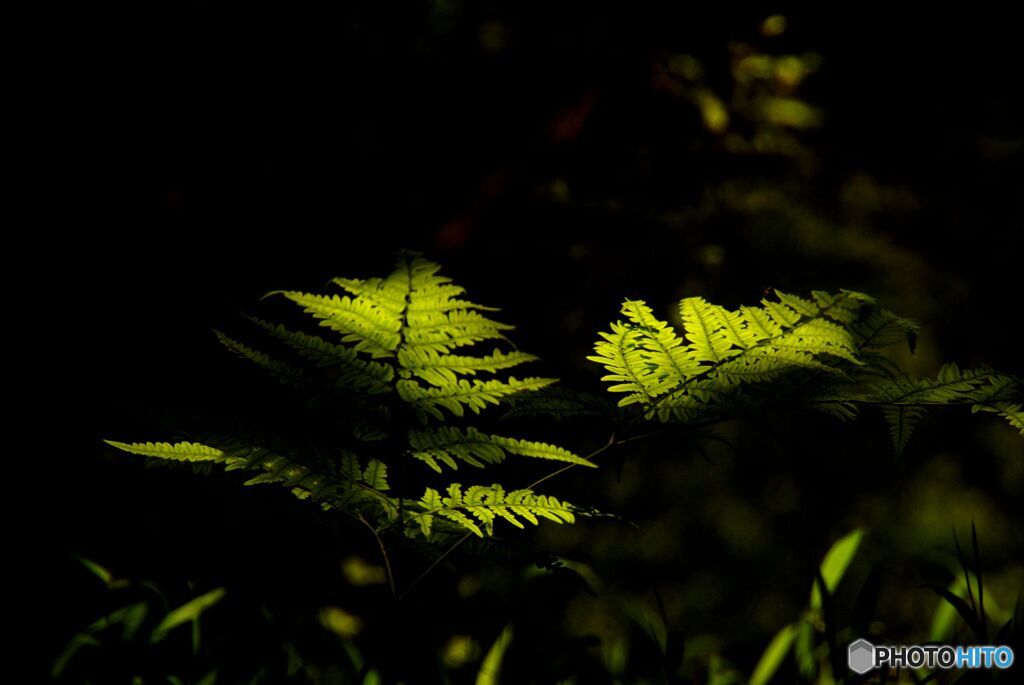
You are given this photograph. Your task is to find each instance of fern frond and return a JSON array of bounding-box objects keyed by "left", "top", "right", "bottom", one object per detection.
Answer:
[
  {"left": 974, "top": 402, "right": 1024, "bottom": 436},
  {"left": 409, "top": 426, "right": 505, "bottom": 470},
  {"left": 738, "top": 304, "right": 783, "bottom": 341},
  {"left": 501, "top": 387, "right": 612, "bottom": 421},
  {"left": 588, "top": 287, "right": 1023, "bottom": 455},
  {"left": 109, "top": 252, "right": 587, "bottom": 544},
  {"left": 811, "top": 289, "right": 875, "bottom": 324},
  {"left": 591, "top": 289, "right": 875, "bottom": 421},
  {"left": 104, "top": 441, "right": 227, "bottom": 463},
  {"left": 882, "top": 405, "right": 927, "bottom": 456},
  {"left": 248, "top": 319, "right": 394, "bottom": 393},
  {"left": 408, "top": 426, "right": 595, "bottom": 472},
  {"left": 775, "top": 291, "right": 821, "bottom": 317},
  {"left": 711, "top": 348, "right": 837, "bottom": 386},
  {"left": 624, "top": 299, "right": 706, "bottom": 383},
  {"left": 864, "top": 364, "right": 1020, "bottom": 453},
  {"left": 773, "top": 318, "right": 861, "bottom": 364},
  {"left": 680, "top": 297, "right": 742, "bottom": 363},
  {"left": 594, "top": 288, "right": 1020, "bottom": 456},
  {"left": 587, "top": 322, "right": 657, "bottom": 406},
  {"left": 106, "top": 440, "right": 396, "bottom": 514},
  {"left": 412, "top": 484, "right": 577, "bottom": 538},
  {"left": 328, "top": 277, "right": 408, "bottom": 316},
  {"left": 849, "top": 307, "right": 919, "bottom": 351},
  {"left": 759, "top": 297, "right": 802, "bottom": 330},
  {"left": 406, "top": 295, "right": 501, "bottom": 313},
  {"left": 360, "top": 458, "right": 390, "bottom": 491},
  {"left": 397, "top": 377, "right": 557, "bottom": 420},
  {"left": 403, "top": 310, "right": 514, "bottom": 354},
  {"left": 493, "top": 436, "right": 595, "bottom": 468},
  {"left": 397, "top": 348, "right": 538, "bottom": 386},
  {"left": 214, "top": 332, "right": 305, "bottom": 386},
  {"left": 271, "top": 291, "right": 402, "bottom": 358},
  {"left": 865, "top": 364, "right": 1018, "bottom": 406}
]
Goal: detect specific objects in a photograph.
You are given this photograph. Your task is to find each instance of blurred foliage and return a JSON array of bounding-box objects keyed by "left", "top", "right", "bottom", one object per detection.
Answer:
[
  {"left": 57, "top": 531, "right": 1022, "bottom": 683},
  {"left": 54, "top": 557, "right": 225, "bottom": 684}
]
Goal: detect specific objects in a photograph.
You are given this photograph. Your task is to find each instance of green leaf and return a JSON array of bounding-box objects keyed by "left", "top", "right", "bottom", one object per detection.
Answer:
[
  {"left": 749, "top": 622, "right": 797, "bottom": 685},
  {"left": 412, "top": 484, "right": 580, "bottom": 537},
  {"left": 926, "top": 583, "right": 987, "bottom": 642},
  {"left": 409, "top": 426, "right": 593, "bottom": 472},
  {"left": 810, "top": 528, "right": 864, "bottom": 609},
  {"left": 74, "top": 554, "right": 113, "bottom": 586},
  {"left": 476, "top": 625, "right": 514, "bottom": 685},
  {"left": 930, "top": 578, "right": 968, "bottom": 642},
  {"left": 196, "top": 670, "right": 218, "bottom": 685},
  {"left": 105, "top": 440, "right": 227, "bottom": 463},
  {"left": 362, "top": 459, "right": 389, "bottom": 490},
  {"left": 150, "top": 587, "right": 226, "bottom": 643},
  {"left": 51, "top": 633, "right": 100, "bottom": 677}
]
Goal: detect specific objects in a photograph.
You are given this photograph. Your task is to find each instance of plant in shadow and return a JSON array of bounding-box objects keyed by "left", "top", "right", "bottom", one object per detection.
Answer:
[{"left": 54, "top": 556, "right": 225, "bottom": 684}]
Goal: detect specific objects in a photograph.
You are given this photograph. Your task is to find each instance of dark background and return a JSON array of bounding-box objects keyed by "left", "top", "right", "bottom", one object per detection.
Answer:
[{"left": 42, "top": 3, "right": 1023, "bottom": 682}]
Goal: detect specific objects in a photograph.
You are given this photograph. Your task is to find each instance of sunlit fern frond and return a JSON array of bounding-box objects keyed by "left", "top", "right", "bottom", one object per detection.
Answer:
[
  {"left": 412, "top": 484, "right": 577, "bottom": 538},
  {"left": 106, "top": 252, "right": 586, "bottom": 542},
  {"left": 590, "top": 289, "right": 1022, "bottom": 454},
  {"left": 407, "top": 426, "right": 596, "bottom": 472},
  {"left": 589, "top": 290, "right": 868, "bottom": 421},
  {"left": 866, "top": 363, "right": 1020, "bottom": 454},
  {"left": 104, "top": 440, "right": 397, "bottom": 516}
]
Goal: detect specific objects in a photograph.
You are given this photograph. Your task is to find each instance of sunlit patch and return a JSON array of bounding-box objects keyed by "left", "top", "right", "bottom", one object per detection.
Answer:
[
  {"left": 320, "top": 607, "right": 363, "bottom": 638},
  {"left": 759, "top": 97, "right": 823, "bottom": 129},
  {"left": 669, "top": 53, "right": 705, "bottom": 81},
  {"left": 697, "top": 90, "right": 730, "bottom": 133},
  {"left": 341, "top": 556, "right": 387, "bottom": 586},
  {"left": 760, "top": 14, "right": 788, "bottom": 37},
  {"left": 442, "top": 634, "right": 480, "bottom": 668}
]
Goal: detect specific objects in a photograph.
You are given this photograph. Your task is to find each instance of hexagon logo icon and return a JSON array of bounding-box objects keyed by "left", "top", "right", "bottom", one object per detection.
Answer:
[{"left": 848, "top": 639, "right": 875, "bottom": 674}]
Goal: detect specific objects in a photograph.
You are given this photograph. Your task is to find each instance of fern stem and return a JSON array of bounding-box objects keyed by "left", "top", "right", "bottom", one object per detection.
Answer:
[
  {"left": 525, "top": 420, "right": 720, "bottom": 491},
  {"left": 524, "top": 433, "right": 618, "bottom": 490},
  {"left": 358, "top": 513, "right": 396, "bottom": 599},
  {"left": 397, "top": 532, "right": 471, "bottom": 600}
]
